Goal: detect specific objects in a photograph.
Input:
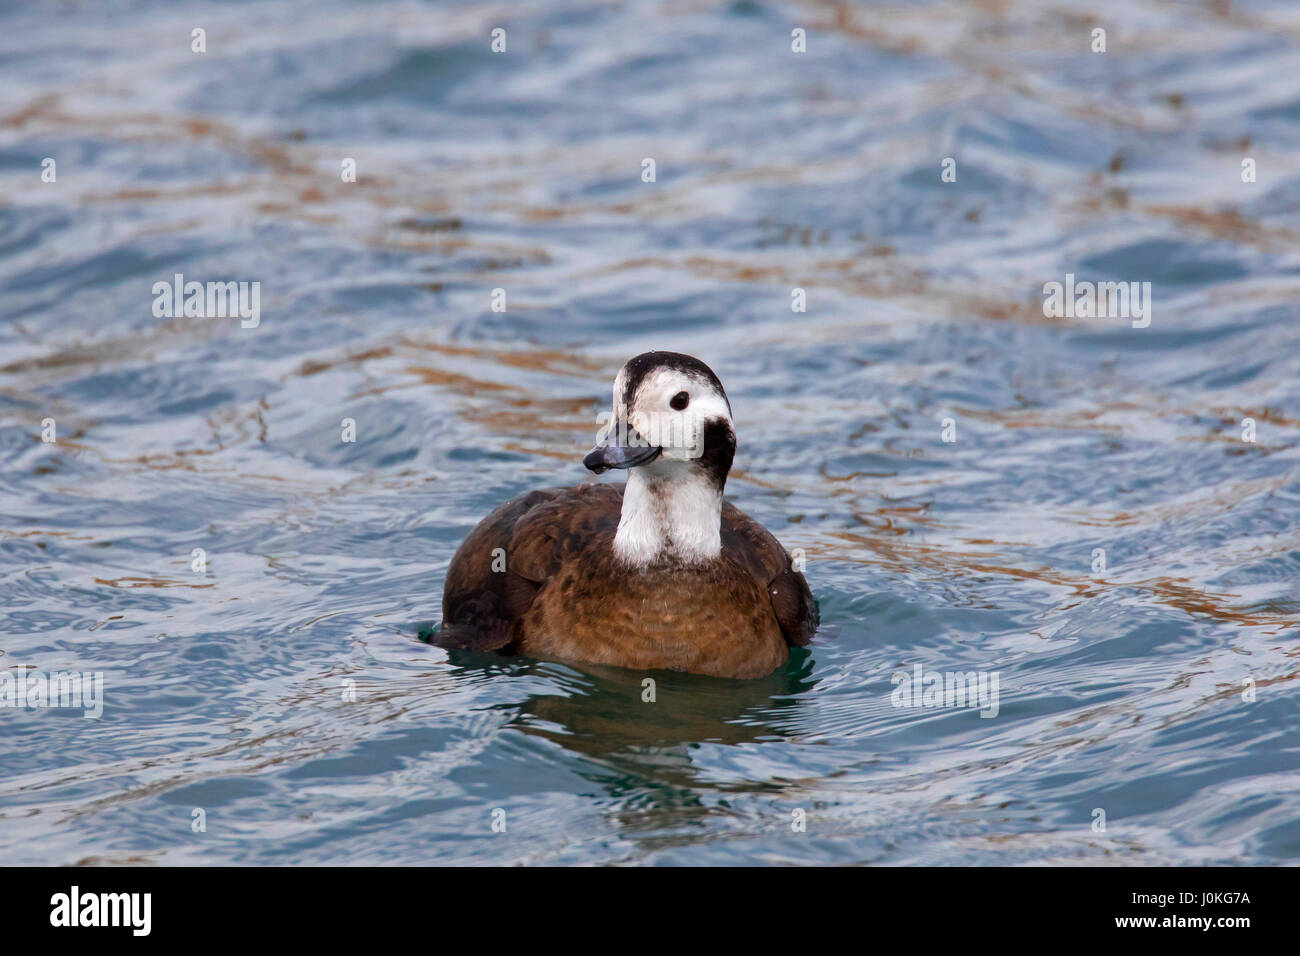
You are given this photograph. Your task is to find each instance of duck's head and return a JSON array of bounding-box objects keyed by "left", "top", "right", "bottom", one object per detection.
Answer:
[{"left": 584, "top": 350, "right": 736, "bottom": 491}]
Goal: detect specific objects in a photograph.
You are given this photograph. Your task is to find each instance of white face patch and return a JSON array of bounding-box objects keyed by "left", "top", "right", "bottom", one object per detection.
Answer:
[
  {"left": 606, "top": 360, "right": 733, "bottom": 566},
  {"left": 620, "top": 368, "right": 732, "bottom": 463}
]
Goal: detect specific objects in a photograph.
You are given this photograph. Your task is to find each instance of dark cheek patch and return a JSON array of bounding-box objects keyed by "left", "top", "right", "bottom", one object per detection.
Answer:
[{"left": 700, "top": 419, "right": 736, "bottom": 489}]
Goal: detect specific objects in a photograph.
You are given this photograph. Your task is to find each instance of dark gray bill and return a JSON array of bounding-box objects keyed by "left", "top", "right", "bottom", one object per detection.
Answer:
[{"left": 584, "top": 426, "right": 662, "bottom": 474}]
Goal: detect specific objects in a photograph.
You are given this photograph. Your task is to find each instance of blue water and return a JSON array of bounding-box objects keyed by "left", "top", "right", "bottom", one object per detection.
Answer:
[{"left": 2, "top": 0, "right": 1299, "bottom": 865}]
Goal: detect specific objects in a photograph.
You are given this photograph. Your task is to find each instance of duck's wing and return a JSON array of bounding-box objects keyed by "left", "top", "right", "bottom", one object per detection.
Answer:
[
  {"left": 721, "top": 501, "right": 818, "bottom": 647},
  {"left": 434, "top": 484, "right": 623, "bottom": 652}
]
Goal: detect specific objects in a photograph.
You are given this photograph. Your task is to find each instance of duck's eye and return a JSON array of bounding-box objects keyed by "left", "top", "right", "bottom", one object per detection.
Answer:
[{"left": 670, "top": 391, "right": 689, "bottom": 410}]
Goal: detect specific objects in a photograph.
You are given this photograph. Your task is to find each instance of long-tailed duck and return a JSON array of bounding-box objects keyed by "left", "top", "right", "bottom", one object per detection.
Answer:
[{"left": 434, "top": 351, "right": 817, "bottom": 679}]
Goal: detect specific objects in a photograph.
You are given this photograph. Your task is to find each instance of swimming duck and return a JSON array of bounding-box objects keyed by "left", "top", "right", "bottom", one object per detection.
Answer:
[{"left": 434, "top": 351, "right": 817, "bottom": 679}]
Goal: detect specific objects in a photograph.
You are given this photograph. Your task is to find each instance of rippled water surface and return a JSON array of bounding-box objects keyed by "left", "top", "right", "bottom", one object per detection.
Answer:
[{"left": 2, "top": 0, "right": 1300, "bottom": 865}]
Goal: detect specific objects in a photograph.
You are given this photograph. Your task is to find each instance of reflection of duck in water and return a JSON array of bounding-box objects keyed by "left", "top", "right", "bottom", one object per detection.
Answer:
[
  {"left": 432, "top": 352, "right": 817, "bottom": 679},
  {"left": 520, "top": 653, "right": 816, "bottom": 747},
  {"left": 439, "top": 651, "right": 819, "bottom": 795}
]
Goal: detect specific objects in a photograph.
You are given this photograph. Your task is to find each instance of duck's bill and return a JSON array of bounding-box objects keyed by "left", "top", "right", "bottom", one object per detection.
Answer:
[{"left": 583, "top": 438, "right": 662, "bottom": 474}]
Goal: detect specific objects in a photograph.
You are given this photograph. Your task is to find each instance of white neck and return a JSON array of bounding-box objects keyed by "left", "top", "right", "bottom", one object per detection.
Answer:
[{"left": 613, "top": 466, "right": 723, "bottom": 567}]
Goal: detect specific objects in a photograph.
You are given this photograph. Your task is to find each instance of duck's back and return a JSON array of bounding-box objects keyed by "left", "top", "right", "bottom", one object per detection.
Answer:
[{"left": 436, "top": 484, "right": 816, "bottom": 678}]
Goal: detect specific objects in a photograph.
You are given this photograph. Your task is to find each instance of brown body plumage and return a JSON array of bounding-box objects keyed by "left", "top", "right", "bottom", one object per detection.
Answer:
[{"left": 438, "top": 483, "right": 816, "bottom": 678}]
